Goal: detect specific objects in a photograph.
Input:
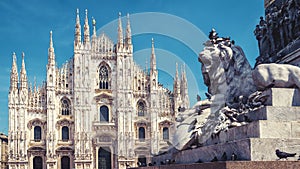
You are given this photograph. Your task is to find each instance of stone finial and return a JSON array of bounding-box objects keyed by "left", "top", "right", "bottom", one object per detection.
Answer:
[{"left": 117, "top": 12, "right": 123, "bottom": 49}]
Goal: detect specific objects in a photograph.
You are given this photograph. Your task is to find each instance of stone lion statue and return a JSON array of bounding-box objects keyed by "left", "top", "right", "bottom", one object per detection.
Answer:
[
  {"left": 173, "top": 30, "right": 300, "bottom": 151},
  {"left": 199, "top": 40, "right": 256, "bottom": 104},
  {"left": 173, "top": 38, "right": 256, "bottom": 150}
]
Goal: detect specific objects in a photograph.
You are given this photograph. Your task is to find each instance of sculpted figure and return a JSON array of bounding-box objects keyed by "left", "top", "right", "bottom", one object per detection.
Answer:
[
  {"left": 279, "top": 12, "right": 286, "bottom": 48},
  {"left": 175, "top": 28, "right": 300, "bottom": 151},
  {"left": 254, "top": 25, "right": 263, "bottom": 55},
  {"left": 295, "top": 7, "right": 300, "bottom": 29},
  {"left": 266, "top": 14, "right": 276, "bottom": 53},
  {"left": 208, "top": 28, "right": 219, "bottom": 44},
  {"left": 259, "top": 16, "right": 267, "bottom": 36},
  {"left": 287, "top": 0, "right": 297, "bottom": 24},
  {"left": 283, "top": 13, "right": 293, "bottom": 42},
  {"left": 199, "top": 40, "right": 227, "bottom": 96},
  {"left": 174, "top": 33, "right": 256, "bottom": 150},
  {"left": 271, "top": 6, "right": 281, "bottom": 49}
]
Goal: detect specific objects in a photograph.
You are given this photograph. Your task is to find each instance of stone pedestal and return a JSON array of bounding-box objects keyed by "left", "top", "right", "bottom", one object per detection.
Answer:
[
  {"left": 130, "top": 161, "right": 300, "bottom": 169},
  {"left": 263, "top": 88, "right": 300, "bottom": 107},
  {"left": 152, "top": 88, "right": 300, "bottom": 165}
]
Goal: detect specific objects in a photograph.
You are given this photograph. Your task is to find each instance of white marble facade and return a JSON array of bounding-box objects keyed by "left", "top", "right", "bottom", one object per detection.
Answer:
[{"left": 7, "top": 10, "right": 189, "bottom": 169}]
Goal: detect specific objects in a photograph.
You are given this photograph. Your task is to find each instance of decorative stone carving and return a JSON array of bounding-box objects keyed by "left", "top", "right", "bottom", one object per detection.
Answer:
[
  {"left": 199, "top": 37, "right": 255, "bottom": 104},
  {"left": 8, "top": 10, "right": 184, "bottom": 169},
  {"left": 175, "top": 31, "right": 267, "bottom": 150},
  {"left": 27, "top": 118, "right": 46, "bottom": 129},
  {"left": 55, "top": 118, "right": 74, "bottom": 129},
  {"left": 254, "top": 0, "right": 300, "bottom": 65}
]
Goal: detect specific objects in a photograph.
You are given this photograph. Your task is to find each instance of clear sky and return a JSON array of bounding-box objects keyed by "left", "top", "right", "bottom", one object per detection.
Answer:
[{"left": 0, "top": 0, "right": 264, "bottom": 134}]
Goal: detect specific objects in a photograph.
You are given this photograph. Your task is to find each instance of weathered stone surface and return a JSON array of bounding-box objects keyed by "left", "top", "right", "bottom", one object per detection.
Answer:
[
  {"left": 174, "top": 39, "right": 258, "bottom": 150},
  {"left": 252, "top": 64, "right": 300, "bottom": 90},
  {"left": 246, "top": 106, "right": 300, "bottom": 122},
  {"left": 130, "top": 161, "right": 300, "bottom": 169},
  {"left": 291, "top": 121, "right": 300, "bottom": 138},
  {"left": 204, "top": 120, "right": 300, "bottom": 146},
  {"left": 250, "top": 138, "right": 300, "bottom": 161},
  {"left": 152, "top": 138, "right": 300, "bottom": 164},
  {"left": 278, "top": 48, "right": 300, "bottom": 65},
  {"left": 263, "top": 88, "right": 300, "bottom": 106},
  {"left": 204, "top": 122, "right": 260, "bottom": 146},
  {"left": 199, "top": 40, "right": 255, "bottom": 104}
]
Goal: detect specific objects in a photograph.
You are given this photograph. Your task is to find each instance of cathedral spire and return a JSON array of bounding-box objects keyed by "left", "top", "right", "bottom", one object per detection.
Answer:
[
  {"left": 150, "top": 38, "right": 158, "bottom": 89},
  {"left": 125, "top": 13, "right": 132, "bottom": 46},
  {"left": 91, "top": 17, "right": 97, "bottom": 50},
  {"left": 10, "top": 52, "right": 19, "bottom": 91},
  {"left": 145, "top": 59, "right": 148, "bottom": 75},
  {"left": 150, "top": 38, "right": 156, "bottom": 71},
  {"left": 83, "top": 9, "right": 90, "bottom": 45},
  {"left": 180, "top": 64, "right": 188, "bottom": 93},
  {"left": 181, "top": 64, "right": 187, "bottom": 83},
  {"left": 92, "top": 17, "right": 97, "bottom": 38},
  {"left": 74, "top": 8, "right": 82, "bottom": 48},
  {"left": 48, "top": 31, "right": 55, "bottom": 66},
  {"left": 180, "top": 64, "right": 189, "bottom": 108},
  {"left": 173, "top": 63, "right": 180, "bottom": 96},
  {"left": 117, "top": 12, "right": 124, "bottom": 49},
  {"left": 20, "top": 52, "right": 28, "bottom": 89},
  {"left": 175, "top": 62, "right": 179, "bottom": 83},
  {"left": 33, "top": 77, "right": 37, "bottom": 93}
]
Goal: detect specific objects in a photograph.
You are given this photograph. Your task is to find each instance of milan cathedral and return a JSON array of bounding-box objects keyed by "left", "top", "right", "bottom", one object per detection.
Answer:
[{"left": 8, "top": 9, "right": 189, "bottom": 169}]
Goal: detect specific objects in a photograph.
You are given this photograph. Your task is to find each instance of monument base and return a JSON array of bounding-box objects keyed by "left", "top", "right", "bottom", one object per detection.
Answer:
[
  {"left": 130, "top": 161, "right": 300, "bottom": 169},
  {"left": 152, "top": 137, "right": 300, "bottom": 164}
]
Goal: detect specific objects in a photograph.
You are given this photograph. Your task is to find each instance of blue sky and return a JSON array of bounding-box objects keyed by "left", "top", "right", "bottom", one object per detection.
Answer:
[{"left": 0, "top": 0, "right": 264, "bottom": 133}]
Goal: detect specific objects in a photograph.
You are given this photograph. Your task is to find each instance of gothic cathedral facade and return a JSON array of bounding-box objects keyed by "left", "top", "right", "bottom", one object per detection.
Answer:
[{"left": 8, "top": 9, "right": 189, "bottom": 169}]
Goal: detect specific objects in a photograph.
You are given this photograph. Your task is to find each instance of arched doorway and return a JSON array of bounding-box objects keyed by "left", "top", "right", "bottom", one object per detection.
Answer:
[
  {"left": 98, "top": 147, "right": 111, "bottom": 169},
  {"left": 61, "top": 156, "right": 70, "bottom": 169},
  {"left": 33, "top": 156, "right": 43, "bottom": 169}
]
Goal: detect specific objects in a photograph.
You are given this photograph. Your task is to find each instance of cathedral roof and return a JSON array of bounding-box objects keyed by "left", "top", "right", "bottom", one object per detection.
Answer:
[{"left": 92, "top": 33, "right": 114, "bottom": 53}]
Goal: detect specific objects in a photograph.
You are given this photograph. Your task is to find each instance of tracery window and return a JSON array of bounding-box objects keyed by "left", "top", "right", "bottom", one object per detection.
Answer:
[
  {"left": 138, "top": 127, "right": 145, "bottom": 140},
  {"left": 62, "top": 126, "right": 69, "bottom": 141},
  {"left": 99, "top": 65, "right": 109, "bottom": 89},
  {"left": 34, "top": 126, "right": 42, "bottom": 141},
  {"left": 61, "top": 98, "right": 71, "bottom": 115},
  {"left": 163, "top": 127, "right": 169, "bottom": 140},
  {"left": 137, "top": 101, "right": 146, "bottom": 116},
  {"left": 100, "top": 105, "right": 109, "bottom": 122}
]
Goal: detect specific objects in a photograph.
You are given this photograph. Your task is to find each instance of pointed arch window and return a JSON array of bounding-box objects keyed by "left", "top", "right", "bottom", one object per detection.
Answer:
[
  {"left": 62, "top": 126, "right": 69, "bottom": 141},
  {"left": 138, "top": 127, "right": 145, "bottom": 140},
  {"left": 99, "top": 65, "right": 109, "bottom": 89},
  {"left": 163, "top": 127, "right": 169, "bottom": 140},
  {"left": 100, "top": 105, "right": 109, "bottom": 122},
  {"left": 34, "top": 126, "right": 42, "bottom": 142},
  {"left": 61, "top": 98, "right": 71, "bottom": 115},
  {"left": 137, "top": 101, "right": 146, "bottom": 116}
]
